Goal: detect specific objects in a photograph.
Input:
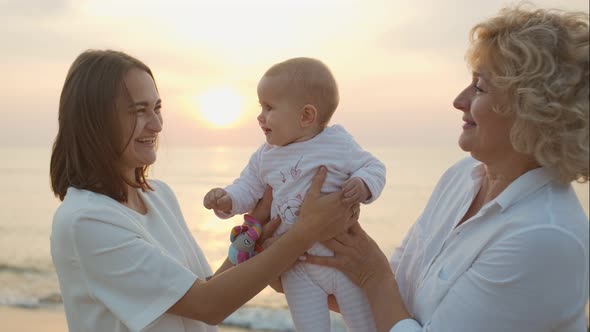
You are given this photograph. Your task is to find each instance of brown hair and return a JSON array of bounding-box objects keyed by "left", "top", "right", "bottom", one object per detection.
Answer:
[
  {"left": 264, "top": 57, "right": 339, "bottom": 125},
  {"left": 466, "top": 5, "right": 589, "bottom": 183},
  {"left": 50, "top": 49, "right": 156, "bottom": 202}
]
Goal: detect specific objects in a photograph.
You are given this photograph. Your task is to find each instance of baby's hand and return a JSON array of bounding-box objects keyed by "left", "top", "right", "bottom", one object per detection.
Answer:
[
  {"left": 341, "top": 177, "right": 371, "bottom": 204},
  {"left": 203, "top": 188, "right": 233, "bottom": 214}
]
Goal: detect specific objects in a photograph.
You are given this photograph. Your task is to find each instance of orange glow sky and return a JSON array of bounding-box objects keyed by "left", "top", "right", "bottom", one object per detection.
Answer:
[{"left": 1, "top": 0, "right": 587, "bottom": 148}]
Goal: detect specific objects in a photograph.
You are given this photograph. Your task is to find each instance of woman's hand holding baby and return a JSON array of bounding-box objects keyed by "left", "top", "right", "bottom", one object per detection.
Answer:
[
  {"left": 291, "top": 166, "right": 360, "bottom": 247},
  {"left": 249, "top": 185, "right": 282, "bottom": 249}
]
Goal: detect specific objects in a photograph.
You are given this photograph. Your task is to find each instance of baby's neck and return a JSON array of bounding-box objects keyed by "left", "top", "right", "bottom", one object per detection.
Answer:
[{"left": 292, "top": 125, "right": 325, "bottom": 144}]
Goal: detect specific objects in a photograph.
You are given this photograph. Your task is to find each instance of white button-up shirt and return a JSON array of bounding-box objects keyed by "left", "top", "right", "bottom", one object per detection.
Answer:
[{"left": 389, "top": 157, "right": 589, "bottom": 332}]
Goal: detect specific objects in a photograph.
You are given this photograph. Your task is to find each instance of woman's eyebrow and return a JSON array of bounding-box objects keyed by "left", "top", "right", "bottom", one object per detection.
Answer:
[{"left": 128, "top": 98, "right": 162, "bottom": 107}]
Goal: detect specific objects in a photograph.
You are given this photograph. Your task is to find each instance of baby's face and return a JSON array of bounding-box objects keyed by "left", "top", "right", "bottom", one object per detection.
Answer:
[{"left": 256, "top": 75, "right": 307, "bottom": 146}]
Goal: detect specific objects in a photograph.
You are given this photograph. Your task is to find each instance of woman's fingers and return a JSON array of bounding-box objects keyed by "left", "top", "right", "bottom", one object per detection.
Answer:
[
  {"left": 249, "top": 185, "right": 273, "bottom": 223},
  {"left": 342, "top": 191, "right": 360, "bottom": 204},
  {"left": 260, "top": 185, "right": 273, "bottom": 205},
  {"left": 261, "top": 235, "right": 281, "bottom": 249},
  {"left": 293, "top": 166, "right": 360, "bottom": 246},
  {"left": 306, "top": 166, "right": 327, "bottom": 199},
  {"left": 305, "top": 222, "right": 389, "bottom": 288},
  {"left": 341, "top": 204, "right": 361, "bottom": 230},
  {"left": 347, "top": 218, "right": 364, "bottom": 236},
  {"left": 304, "top": 253, "right": 341, "bottom": 269},
  {"left": 321, "top": 238, "right": 349, "bottom": 252},
  {"left": 258, "top": 216, "right": 281, "bottom": 245},
  {"left": 333, "top": 229, "right": 357, "bottom": 247}
]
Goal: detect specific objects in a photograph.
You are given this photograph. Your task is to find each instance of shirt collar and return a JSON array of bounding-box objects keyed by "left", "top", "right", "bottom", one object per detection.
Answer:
[
  {"left": 493, "top": 166, "right": 556, "bottom": 212},
  {"left": 467, "top": 160, "right": 557, "bottom": 212}
]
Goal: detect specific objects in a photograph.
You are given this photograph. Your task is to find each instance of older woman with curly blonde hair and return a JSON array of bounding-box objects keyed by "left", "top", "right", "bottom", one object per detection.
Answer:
[
  {"left": 307, "top": 5, "right": 589, "bottom": 332},
  {"left": 466, "top": 6, "right": 589, "bottom": 184}
]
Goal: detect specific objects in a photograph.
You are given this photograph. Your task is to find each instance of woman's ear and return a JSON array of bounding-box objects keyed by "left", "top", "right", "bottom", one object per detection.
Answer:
[{"left": 300, "top": 104, "right": 318, "bottom": 127}]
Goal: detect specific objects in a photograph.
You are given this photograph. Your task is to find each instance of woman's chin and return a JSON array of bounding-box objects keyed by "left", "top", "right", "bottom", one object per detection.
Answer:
[
  {"left": 457, "top": 137, "right": 471, "bottom": 152},
  {"left": 132, "top": 157, "right": 156, "bottom": 170}
]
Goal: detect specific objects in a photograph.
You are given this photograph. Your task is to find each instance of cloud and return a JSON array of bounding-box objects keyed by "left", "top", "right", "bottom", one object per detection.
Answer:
[
  {"left": 1, "top": 0, "right": 587, "bottom": 147},
  {"left": 374, "top": 0, "right": 588, "bottom": 59},
  {"left": 0, "top": 0, "right": 71, "bottom": 18}
]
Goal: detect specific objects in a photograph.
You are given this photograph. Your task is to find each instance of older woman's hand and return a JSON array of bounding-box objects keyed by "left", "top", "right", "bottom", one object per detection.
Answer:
[
  {"left": 291, "top": 166, "right": 360, "bottom": 246},
  {"left": 306, "top": 221, "right": 411, "bottom": 331},
  {"left": 305, "top": 221, "right": 391, "bottom": 289}
]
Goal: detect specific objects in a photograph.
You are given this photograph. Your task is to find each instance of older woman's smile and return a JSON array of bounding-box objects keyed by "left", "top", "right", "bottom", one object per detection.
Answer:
[{"left": 462, "top": 117, "right": 477, "bottom": 129}]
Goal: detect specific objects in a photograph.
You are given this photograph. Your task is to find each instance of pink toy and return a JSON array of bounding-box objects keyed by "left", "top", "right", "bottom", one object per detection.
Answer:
[{"left": 228, "top": 214, "right": 263, "bottom": 264}]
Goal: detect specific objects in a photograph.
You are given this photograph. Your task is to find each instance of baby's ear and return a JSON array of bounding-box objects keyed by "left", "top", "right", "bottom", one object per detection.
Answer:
[{"left": 300, "top": 104, "right": 318, "bottom": 127}]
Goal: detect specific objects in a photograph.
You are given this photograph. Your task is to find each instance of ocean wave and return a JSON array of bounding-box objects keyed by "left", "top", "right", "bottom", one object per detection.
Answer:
[
  {"left": 0, "top": 263, "right": 53, "bottom": 274},
  {"left": 0, "top": 292, "right": 62, "bottom": 308},
  {"left": 0, "top": 299, "right": 348, "bottom": 331}
]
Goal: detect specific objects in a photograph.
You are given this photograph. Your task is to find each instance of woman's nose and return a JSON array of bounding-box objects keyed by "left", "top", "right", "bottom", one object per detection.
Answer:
[
  {"left": 453, "top": 86, "right": 470, "bottom": 112},
  {"left": 257, "top": 111, "right": 265, "bottom": 124},
  {"left": 149, "top": 112, "right": 163, "bottom": 132}
]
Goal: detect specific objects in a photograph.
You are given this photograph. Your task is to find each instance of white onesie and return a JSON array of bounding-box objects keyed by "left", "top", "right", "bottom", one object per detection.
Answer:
[{"left": 218, "top": 125, "right": 386, "bottom": 331}]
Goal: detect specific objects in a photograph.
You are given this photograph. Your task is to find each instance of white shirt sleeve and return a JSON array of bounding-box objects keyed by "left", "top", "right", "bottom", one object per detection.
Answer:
[
  {"left": 390, "top": 222, "right": 417, "bottom": 273},
  {"left": 72, "top": 217, "right": 198, "bottom": 332},
  {"left": 218, "top": 146, "right": 267, "bottom": 218},
  {"left": 346, "top": 135, "right": 386, "bottom": 204},
  {"left": 390, "top": 226, "right": 588, "bottom": 332}
]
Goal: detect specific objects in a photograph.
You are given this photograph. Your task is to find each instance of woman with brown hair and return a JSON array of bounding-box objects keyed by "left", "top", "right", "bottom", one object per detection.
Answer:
[{"left": 49, "top": 49, "right": 359, "bottom": 332}]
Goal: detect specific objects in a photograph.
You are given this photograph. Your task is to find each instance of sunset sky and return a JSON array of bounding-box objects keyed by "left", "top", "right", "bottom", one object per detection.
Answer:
[{"left": 1, "top": 0, "right": 587, "bottom": 148}]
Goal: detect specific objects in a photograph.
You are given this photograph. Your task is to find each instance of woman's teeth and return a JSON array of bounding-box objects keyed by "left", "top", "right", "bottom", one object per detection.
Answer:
[{"left": 136, "top": 137, "right": 156, "bottom": 144}]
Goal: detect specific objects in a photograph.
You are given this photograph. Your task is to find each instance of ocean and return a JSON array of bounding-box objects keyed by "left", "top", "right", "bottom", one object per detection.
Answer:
[{"left": 0, "top": 145, "right": 588, "bottom": 331}]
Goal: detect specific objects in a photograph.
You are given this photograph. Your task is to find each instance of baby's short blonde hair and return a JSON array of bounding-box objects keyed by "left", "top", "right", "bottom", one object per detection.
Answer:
[
  {"left": 263, "top": 57, "right": 339, "bottom": 125},
  {"left": 467, "top": 5, "right": 589, "bottom": 183}
]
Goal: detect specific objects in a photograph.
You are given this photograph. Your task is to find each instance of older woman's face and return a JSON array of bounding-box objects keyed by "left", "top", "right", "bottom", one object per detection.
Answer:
[
  {"left": 453, "top": 66, "right": 514, "bottom": 163},
  {"left": 118, "top": 68, "right": 163, "bottom": 177}
]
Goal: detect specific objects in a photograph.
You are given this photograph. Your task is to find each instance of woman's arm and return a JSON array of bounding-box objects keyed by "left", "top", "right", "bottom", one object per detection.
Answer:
[
  {"left": 307, "top": 223, "right": 589, "bottom": 332},
  {"left": 168, "top": 166, "right": 359, "bottom": 324},
  {"left": 305, "top": 221, "right": 411, "bottom": 332},
  {"left": 211, "top": 185, "right": 279, "bottom": 278}
]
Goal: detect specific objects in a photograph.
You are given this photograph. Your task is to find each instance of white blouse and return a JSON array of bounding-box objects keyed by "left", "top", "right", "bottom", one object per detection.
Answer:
[
  {"left": 390, "top": 157, "right": 589, "bottom": 332},
  {"left": 51, "top": 180, "right": 216, "bottom": 332}
]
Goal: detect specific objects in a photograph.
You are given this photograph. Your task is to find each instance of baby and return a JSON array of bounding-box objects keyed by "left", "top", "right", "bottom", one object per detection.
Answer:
[{"left": 204, "top": 57, "right": 385, "bottom": 331}]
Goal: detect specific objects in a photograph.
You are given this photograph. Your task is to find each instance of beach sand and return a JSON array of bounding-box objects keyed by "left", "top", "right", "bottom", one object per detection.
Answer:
[{"left": 0, "top": 306, "right": 251, "bottom": 332}]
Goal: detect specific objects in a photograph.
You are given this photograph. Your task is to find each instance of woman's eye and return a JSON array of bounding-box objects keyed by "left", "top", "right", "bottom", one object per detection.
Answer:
[{"left": 474, "top": 85, "right": 484, "bottom": 93}]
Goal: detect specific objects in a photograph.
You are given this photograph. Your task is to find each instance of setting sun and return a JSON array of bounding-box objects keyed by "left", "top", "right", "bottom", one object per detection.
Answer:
[{"left": 197, "top": 88, "right": 243, "bottom": 128}]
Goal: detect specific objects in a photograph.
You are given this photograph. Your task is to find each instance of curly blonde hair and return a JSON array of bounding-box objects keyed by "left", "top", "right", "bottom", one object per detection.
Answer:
[{"left": 466, "top": 4, "right": 589, "bottom": 183}]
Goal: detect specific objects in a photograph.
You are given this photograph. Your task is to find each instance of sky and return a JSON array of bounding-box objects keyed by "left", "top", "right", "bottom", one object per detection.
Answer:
[{"left": 1, "top": 0, "right": 588, "bottom": 149}]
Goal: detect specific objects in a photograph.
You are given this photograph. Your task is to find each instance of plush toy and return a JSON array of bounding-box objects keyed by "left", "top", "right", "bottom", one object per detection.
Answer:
[{"left": 228, "top": 214, "right": 263, "bottom": 265}]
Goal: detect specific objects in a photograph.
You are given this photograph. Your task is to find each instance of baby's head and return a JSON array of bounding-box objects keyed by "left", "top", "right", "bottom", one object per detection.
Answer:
[{"left": 257, "top": 57, "right": 339, "bottom": 146}]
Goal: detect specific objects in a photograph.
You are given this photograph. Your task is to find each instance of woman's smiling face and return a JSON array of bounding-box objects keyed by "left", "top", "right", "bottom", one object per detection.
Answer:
[
  {"left": 453, "top": 65, "right": 515, "bottom": 163},
  {"left": 117, "top": 68, "right": 163, "bottom": 178}
]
